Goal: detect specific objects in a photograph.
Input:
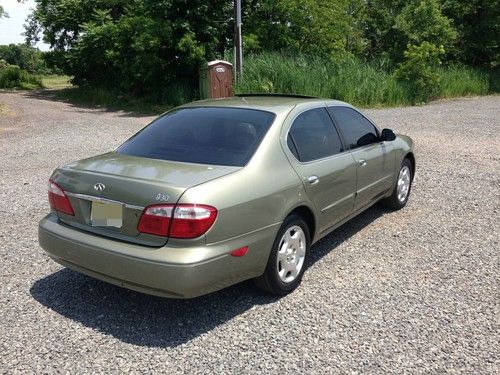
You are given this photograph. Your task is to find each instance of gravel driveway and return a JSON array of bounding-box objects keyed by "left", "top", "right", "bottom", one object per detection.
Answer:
[{"left": 1, "top": 91, "right": 499, "bottom": 374}]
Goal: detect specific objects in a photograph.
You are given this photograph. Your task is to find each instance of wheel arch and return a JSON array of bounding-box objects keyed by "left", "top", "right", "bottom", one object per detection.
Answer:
[
  {"left": 405, "top": 152, "right": 416, "bottom": 179},
  {"left": 287, "top": 205, "right": 316, "bottom": 243}
]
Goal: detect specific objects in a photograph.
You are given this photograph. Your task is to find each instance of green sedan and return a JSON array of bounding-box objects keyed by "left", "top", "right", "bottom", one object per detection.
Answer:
[{"left": 39, "top": 95, "right": 415, "bottom": 298}]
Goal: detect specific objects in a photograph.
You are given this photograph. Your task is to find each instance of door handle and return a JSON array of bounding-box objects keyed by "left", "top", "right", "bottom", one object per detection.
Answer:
[
  {"left": 307, "top": 175, "right": 319, "bottom": 185},
  {"left": 358, "top": 159, "right": 367, "bottom": 167}
]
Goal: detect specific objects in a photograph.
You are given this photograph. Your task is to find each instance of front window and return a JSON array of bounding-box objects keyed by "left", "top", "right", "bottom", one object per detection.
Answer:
[
  {"left": 117, "top": 107, "right": 275, "bottom": 167},
  {"left": 329, "top": 107, "right": 379, "bottom": 149}
]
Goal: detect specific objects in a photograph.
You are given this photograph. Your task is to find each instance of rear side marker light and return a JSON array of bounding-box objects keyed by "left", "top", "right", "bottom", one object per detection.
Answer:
[
  {"left": 230, "top": 246, "right": 249, "bottom": 257},
  {"left": 48, "top": 180, "right": 74, "bottom": 216},
  {"left": 138, "top": 204, "right": 217, "bottom": 239}
]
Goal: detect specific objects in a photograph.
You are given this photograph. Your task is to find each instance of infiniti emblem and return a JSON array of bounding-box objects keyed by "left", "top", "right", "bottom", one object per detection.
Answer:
[{"left": 93, "top": 183, "right": 106, "bottom": 192}]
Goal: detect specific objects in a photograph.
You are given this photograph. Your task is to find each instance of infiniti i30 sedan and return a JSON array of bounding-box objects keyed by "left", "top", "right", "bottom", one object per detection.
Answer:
[{"left": 39, "top": 95, "right": 415, "bottom": 298}]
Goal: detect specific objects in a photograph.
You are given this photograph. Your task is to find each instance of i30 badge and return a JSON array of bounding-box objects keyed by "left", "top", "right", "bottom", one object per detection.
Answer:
[{"left": 93, "top": 183, "right": 106, "bottom": 192}]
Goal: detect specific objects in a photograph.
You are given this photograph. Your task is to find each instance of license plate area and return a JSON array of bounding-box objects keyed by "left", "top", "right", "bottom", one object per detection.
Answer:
[{"left": 90, "top": 201, "right": 123, "bottom": 228}]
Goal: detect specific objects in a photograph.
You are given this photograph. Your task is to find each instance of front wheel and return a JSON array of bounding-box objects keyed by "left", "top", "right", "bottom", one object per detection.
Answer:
[
  {"left": 382, "top": 158, "right": 413, "bottom": 210},
  {"left": 254, "top": 214, "right": 310, "bottom": 295}
]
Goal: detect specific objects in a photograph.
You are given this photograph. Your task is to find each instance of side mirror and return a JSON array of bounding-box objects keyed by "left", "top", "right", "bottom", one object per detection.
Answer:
[{"left": 381, "top": 128, "right": 396, "bottom": 142}]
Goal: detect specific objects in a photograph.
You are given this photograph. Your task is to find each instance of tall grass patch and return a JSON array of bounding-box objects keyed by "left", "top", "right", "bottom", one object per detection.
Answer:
[
  {"left": 235, "top": 52, "right": 410, "bottom": 107},
  {"left": 437, "top": 66, "right": 490, "bottom": 97},
  {"left": 41, "top": 75, "right": 72, "bottom": 89},
  {"left": 235, "top": 52, "right": 497, "bottom": 107}
]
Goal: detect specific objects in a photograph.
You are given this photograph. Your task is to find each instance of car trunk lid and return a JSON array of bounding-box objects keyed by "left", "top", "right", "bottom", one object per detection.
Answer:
[{"left": 50, "top": 152, "right": 239, "bottom": 246}]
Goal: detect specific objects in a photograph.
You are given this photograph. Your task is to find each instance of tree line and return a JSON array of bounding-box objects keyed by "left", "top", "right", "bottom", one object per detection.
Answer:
[{"left": 3, "top": 0, "right": 499, "bottom": 103}]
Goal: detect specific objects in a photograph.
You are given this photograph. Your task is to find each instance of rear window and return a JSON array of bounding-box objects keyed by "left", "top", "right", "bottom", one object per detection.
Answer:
[{"left": 117, "top": 107, "right": 276, "bottom": 166}]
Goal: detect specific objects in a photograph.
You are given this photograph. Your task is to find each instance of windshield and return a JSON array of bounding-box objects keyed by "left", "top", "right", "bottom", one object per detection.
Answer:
[{"left": 117, "top": 107, "right": 276, "bottom": 167}]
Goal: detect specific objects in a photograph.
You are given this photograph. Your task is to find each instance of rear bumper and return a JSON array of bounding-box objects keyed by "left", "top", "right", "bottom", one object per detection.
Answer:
[{"left": 38, "top": 214, "right": 278, "bottom": 298}]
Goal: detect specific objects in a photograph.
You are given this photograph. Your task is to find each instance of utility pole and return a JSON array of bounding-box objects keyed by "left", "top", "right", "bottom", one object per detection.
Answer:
[{"left": 234, "top": 0, "right": 243, "bottom": 81}]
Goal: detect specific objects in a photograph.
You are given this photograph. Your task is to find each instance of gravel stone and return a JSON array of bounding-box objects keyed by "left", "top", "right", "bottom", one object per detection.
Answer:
[{"left": 0, "top": 91, "right": 499, "bottom": 374}]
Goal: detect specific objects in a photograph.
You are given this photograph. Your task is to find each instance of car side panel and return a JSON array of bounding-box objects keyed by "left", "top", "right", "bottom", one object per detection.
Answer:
[
  {"left": 278, "top": 102, "right": 360, "bottom": 234},
  {"left": 180, "top": 165, "right": 310, "bottom": 276},
  {"left": 350, "top": 142, "right": 396, "bottom": 210},
  {"left": 284, "top": 153, "right": 357, "bottom": 233}
]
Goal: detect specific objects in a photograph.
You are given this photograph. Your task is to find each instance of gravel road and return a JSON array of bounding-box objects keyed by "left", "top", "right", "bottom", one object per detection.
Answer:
[{"left": 1, "top": 91, "right": 499, "bottom": 374}]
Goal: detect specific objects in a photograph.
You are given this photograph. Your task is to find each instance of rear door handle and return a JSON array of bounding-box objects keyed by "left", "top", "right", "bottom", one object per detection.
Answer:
[
  {"left": 358, "top": 159, "right": 367, "bottom": 167},
  {"left": 307, "top": 175, "right": 319, "bottom": 185}
]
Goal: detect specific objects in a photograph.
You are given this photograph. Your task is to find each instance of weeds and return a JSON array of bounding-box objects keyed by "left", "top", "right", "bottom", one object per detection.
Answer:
[{"left": 234, "top": 52, "right": 497, "bottom": 107}]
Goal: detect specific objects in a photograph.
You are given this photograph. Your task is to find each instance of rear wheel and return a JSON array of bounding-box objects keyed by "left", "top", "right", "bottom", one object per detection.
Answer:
[
  {"left": 382, "top": 158, "right": 413, "bottom": 210},
  {"left": 254, "top": 214, "right": 310, "bottom": 295}
]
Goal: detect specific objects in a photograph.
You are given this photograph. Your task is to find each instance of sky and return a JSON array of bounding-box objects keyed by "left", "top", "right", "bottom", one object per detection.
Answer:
[{"left": 0, "top": 0, "right": 50, "bottom": 50}]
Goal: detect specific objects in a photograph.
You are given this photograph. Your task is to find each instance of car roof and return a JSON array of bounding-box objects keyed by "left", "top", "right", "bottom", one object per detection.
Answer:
[{"left": 179, "top": 95, "right": 350, "bottom": 115}]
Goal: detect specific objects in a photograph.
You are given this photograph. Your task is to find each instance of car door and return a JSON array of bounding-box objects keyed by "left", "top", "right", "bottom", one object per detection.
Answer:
[
  {"left": 285, "top": 107, "right": 357, "bottom": 234},
  {"left": 328, "top": 106, "right": 395, "bottom": 211}
]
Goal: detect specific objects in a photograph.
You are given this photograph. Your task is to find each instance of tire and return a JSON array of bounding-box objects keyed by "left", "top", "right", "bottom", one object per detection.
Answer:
[
  {"left": 254, "top": 214, "right": 310, "bottom": 295},
  {"left": 382, "top": 158, "right": 413, "bottom": 210}
]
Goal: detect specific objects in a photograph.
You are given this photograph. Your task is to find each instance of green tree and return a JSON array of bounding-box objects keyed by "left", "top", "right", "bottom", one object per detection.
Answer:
[
  {"left": 395, "top": 0, "right": 457, "bottom": 48},
  {"left": 25, "top": 0, "right": 232, "bottom": 99},
  {"left": 362, "top": 0, "right": 406, "bottom": 60},
  {"left": 243, "top": 0, "right": 366, "bottom": 58},
  {"left": 442, "top": 0, "right": 499, "bottom": 67},
  {"left": 24, "top": 0, "right": 131, "bottom": 50},
  {"left": 0, "top": 44, "right": 48, "bottom": 74},
  {"left": 363, "top": 0, "right": 457, "bottom": 63}
]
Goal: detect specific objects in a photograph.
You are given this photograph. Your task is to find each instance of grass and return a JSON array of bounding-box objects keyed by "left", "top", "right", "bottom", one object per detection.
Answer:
[
  {"left": 41, "top": 75, "right": 72, "bottom": 89},
  {"left": 234, "top": 52, "right": 498, "bottom": 107},
  {"left": 235, "top": 53, "right": 409, "bottom": 107},
  {"left": 438, "top": 66, "right": 489, "bottom": 97},
  {"left": 51, "top": 86, "right": 174, "bottom": 114},
  {"left": 38, "top": 77, "right": 194, "bottom": 113}
]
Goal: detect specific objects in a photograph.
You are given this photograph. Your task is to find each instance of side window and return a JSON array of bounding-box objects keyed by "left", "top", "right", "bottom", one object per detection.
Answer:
[
  {"left": 330, "top": 107, "right": 379, "bottom": 149},
  {"left": 288, "top": 108, "right": 343, "bottom": 162},
  {"left": 287, "top": 136, "right": 300, "bottom": 160}
]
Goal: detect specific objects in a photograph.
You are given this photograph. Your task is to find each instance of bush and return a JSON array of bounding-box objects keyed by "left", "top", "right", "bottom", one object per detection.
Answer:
[
  {"left": 0, "top": 59, "right": 9, "bottom": 70},
  {"left": 395, "top": 42, "right": 445, "bottom": 103},
  {"left": 0, "top": 65, "right": 44, "bottom": 89}
]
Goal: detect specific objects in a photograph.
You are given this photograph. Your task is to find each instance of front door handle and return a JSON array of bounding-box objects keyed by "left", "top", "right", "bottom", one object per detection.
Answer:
[
  {"left": 307, "top": 175, "right": 319, "bottom": 185},
  {"left": 358, "top": 159, "right": 367, "bottom": 167}
]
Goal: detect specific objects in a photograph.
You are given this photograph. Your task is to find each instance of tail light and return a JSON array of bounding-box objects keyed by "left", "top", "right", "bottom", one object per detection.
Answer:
[
  {"left": 137, "top": 205, "right": 173, "bottom": 237},
  {"left": 138, "top": 204, "right": 217, "bottom": 239},
  {"left": 48, "top": 180, "right": 74, "bottom": 216}
]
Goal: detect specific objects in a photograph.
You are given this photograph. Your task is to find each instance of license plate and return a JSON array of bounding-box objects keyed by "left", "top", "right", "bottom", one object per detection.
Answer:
[{"left": 90, "top": 201, "right": 123, "bottom": 228}]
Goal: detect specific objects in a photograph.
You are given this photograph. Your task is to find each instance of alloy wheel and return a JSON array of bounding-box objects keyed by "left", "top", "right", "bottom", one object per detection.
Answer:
[{"left": 276, "top": 225, "right": 306, "bottom": 283}]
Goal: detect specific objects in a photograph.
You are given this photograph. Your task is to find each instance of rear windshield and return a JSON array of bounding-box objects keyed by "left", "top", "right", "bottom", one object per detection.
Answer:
[{"left": 117, "top": 107, "right": 276, "bottom": 167}]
